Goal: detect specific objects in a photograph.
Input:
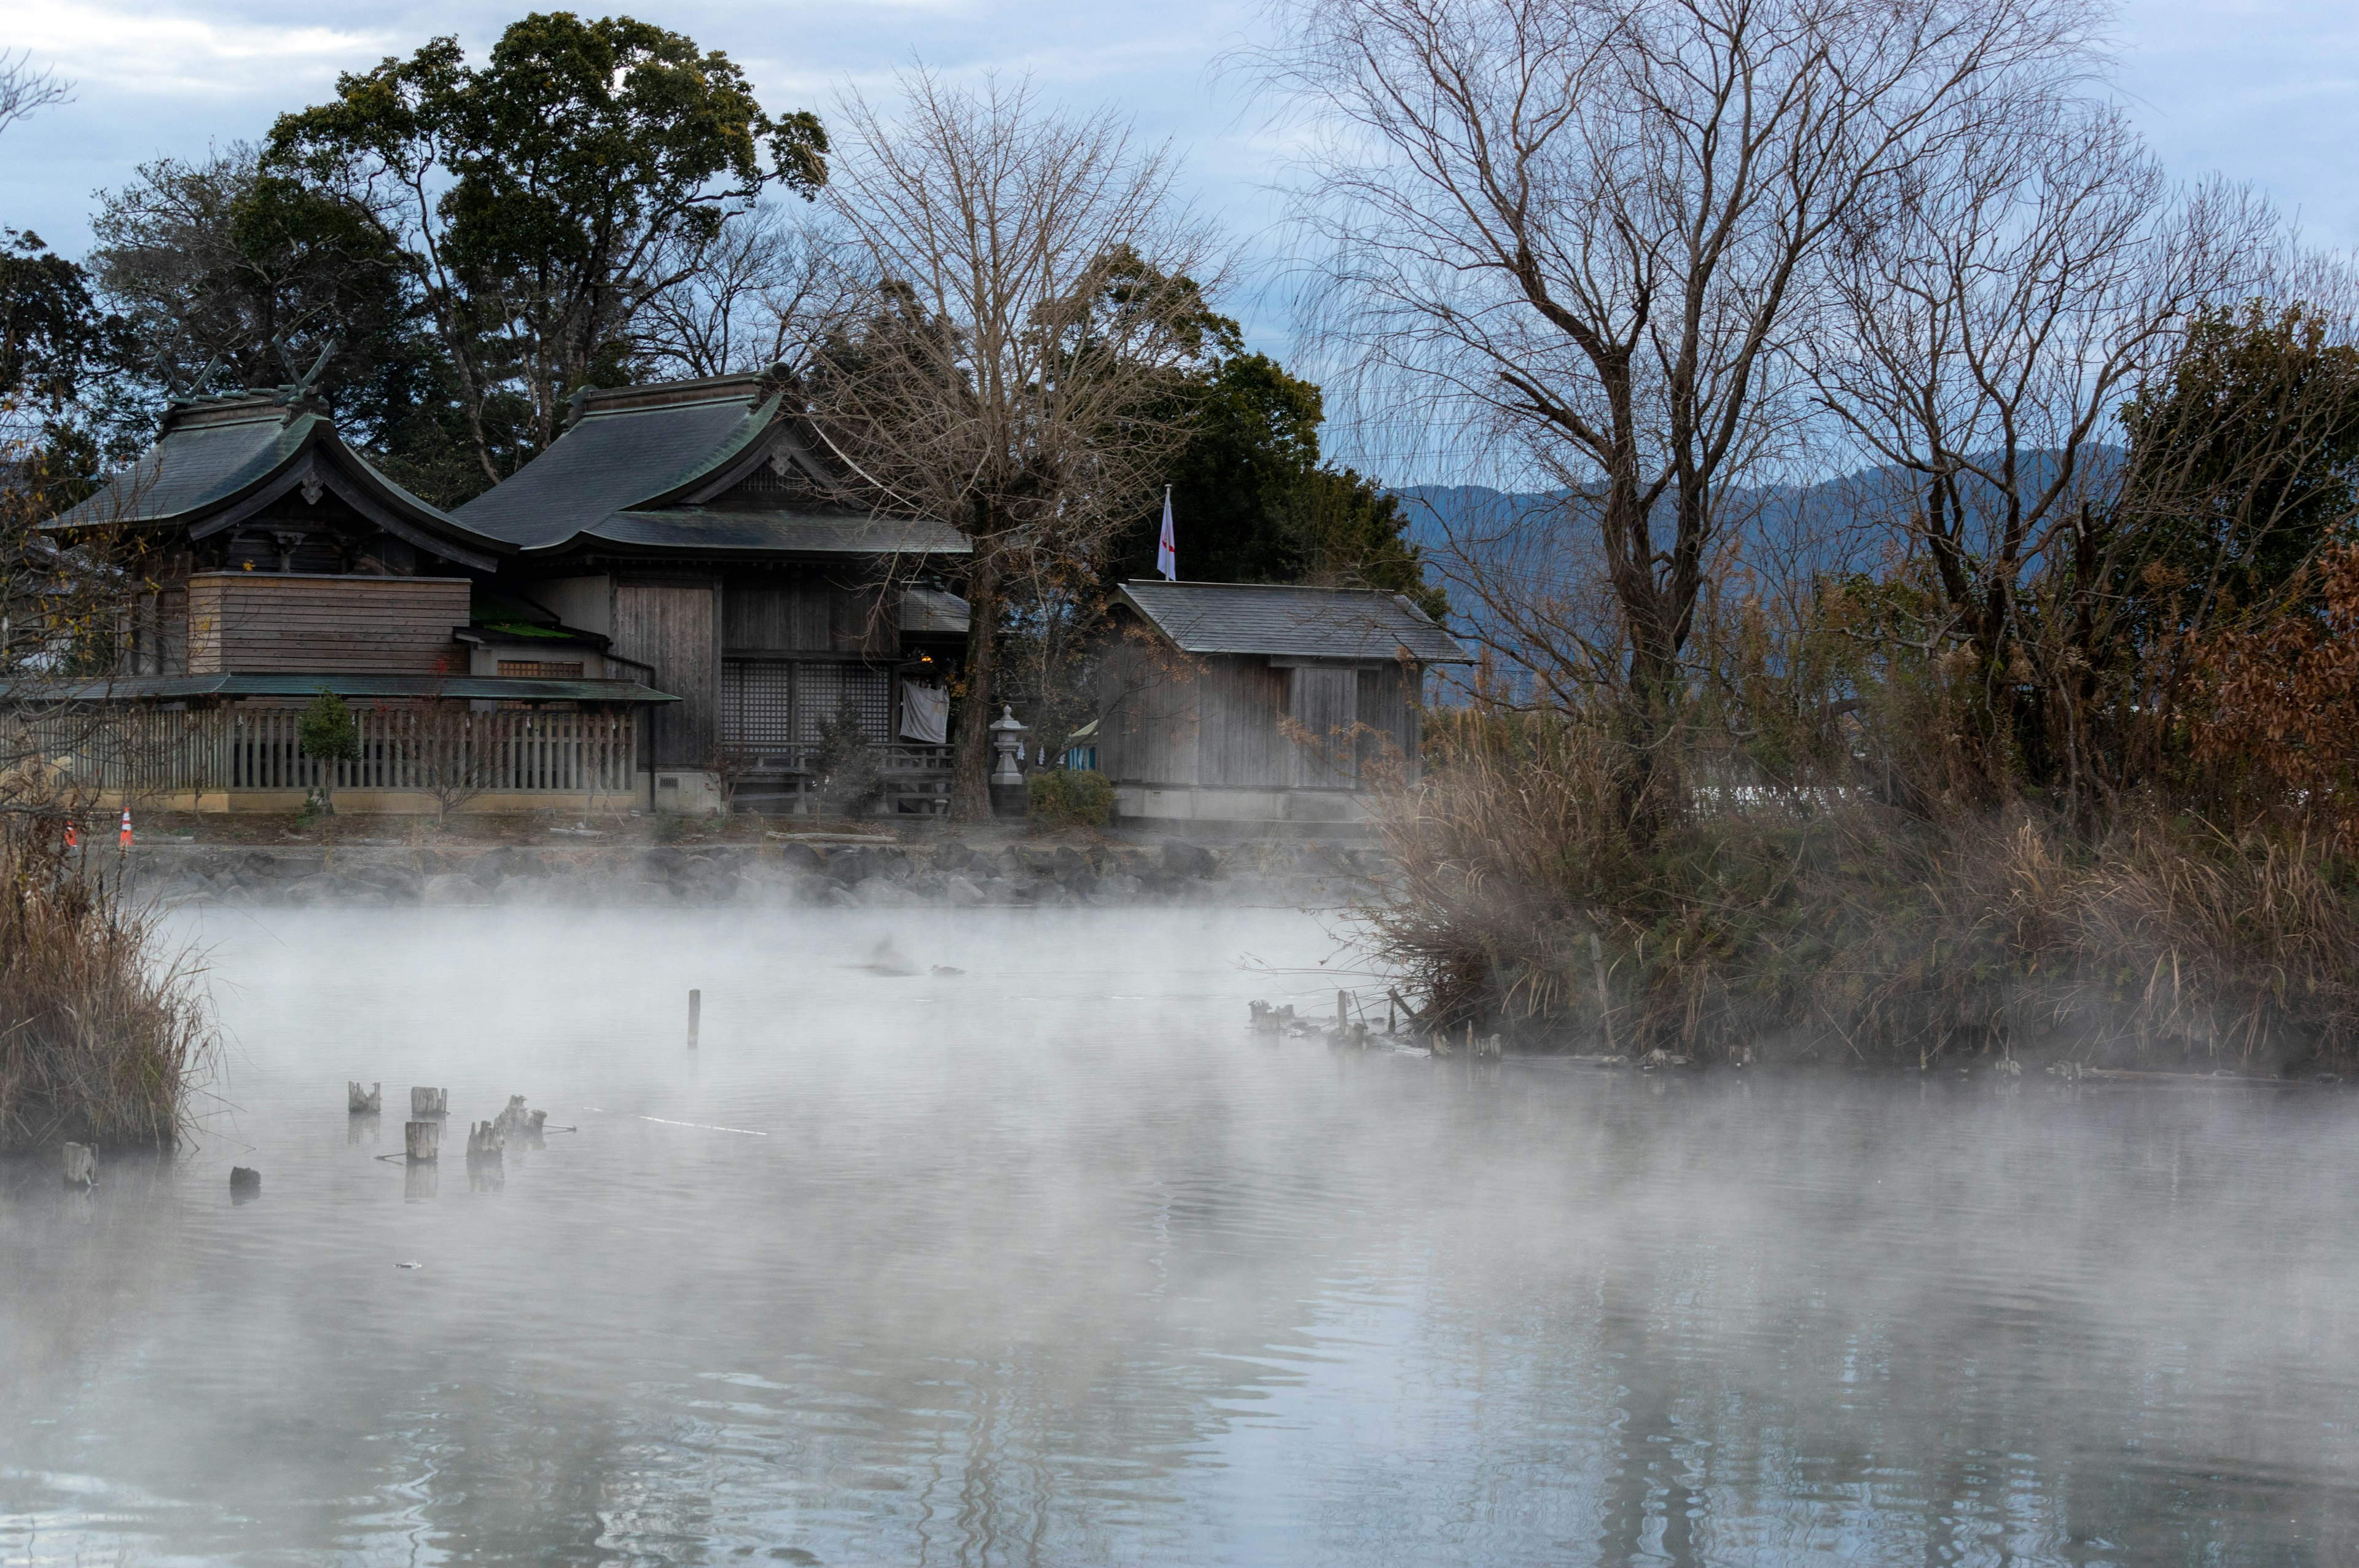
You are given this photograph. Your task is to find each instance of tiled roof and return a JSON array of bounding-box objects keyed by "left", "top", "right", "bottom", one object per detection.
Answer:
[
  {"left": 455, "top": 378, "right": 780, "bottom": 549},
  {"left": 595, "top": 511, "right": 967, "bottom": 557},
  {"left": 1116, "top": 581, "right": 1468, "bottom": 663},
  {"left": 900, "top": 587, "right": 971, "bottom": 635},
  {"left": 48, "top": 399, "right": 495, "bottom": 564},
  {"left": 454, "top": 375, "right": 966, "bottom": 560},
  {"left": 51, "top": 405, "right": 318, "bottom": 528}
]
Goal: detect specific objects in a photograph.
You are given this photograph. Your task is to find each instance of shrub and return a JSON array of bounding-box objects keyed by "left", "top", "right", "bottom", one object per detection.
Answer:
[
  {"left": 1362, "top": 705, "right": 2359, "bottom": 1069},
  {"left": 810, "top": 695, "right": 884, "bottom": 816},
  {"left": 1028, "top": 768, "right": 1114, "bottom": 828},
  {"left": 297, "top": 688, "right": 359, "bottom": 812},
  {"left": 0, "top": 826, "right": 217, "bottom": 1149}
]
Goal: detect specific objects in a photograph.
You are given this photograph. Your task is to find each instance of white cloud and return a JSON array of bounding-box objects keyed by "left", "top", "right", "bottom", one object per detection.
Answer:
[{"left": 14, "top": 3, "right": 393, "bottom": 96}]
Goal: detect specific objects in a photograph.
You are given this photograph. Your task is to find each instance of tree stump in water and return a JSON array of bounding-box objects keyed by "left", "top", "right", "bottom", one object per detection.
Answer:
[
  {"left": 410, "top": 1086, "right": 447, "bottom": 1118},
  {"left": 405, "top": 1120, "right": 440, "bottom": 1163},
  {"left": 348, "top": 1081, "right": 381, "bottom": 1113}
]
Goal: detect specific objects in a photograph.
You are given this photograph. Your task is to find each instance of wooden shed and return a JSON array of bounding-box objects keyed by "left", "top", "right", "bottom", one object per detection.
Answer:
[{"left": 1098, "top": 582, "right": 1469, "bottom": 824}]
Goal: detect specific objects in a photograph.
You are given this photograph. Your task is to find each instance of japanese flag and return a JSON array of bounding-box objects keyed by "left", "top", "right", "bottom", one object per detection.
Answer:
[{"left": 1156, "top": 486, "right": 1178, "bottom": 581}]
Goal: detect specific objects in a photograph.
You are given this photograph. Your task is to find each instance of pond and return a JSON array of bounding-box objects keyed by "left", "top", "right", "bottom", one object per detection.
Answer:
[{"left": 3, "top": 906, "right": 2355, "bottom": 1565}]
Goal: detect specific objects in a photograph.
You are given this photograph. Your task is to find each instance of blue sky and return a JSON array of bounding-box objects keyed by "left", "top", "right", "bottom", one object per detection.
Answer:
[{"left": 7, "top": 0, "right": 2357, "bottom": 479}]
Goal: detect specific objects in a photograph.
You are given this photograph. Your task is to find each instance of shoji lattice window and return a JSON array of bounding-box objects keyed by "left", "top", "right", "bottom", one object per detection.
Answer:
[
  {"left": 796, "top": 664, "right": 891, "bottom": 743},
  {"left": 721, "top": 659, "right": 797, "bottom": 749}
]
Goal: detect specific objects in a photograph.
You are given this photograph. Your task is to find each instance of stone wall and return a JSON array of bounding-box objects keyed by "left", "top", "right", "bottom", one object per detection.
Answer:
[{"left": 124, "top": 837, "right": 1396, "bottom": 910}]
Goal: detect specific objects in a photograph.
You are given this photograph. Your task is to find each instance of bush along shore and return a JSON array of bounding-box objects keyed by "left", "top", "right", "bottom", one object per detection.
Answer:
[
  {"left": 1363, "top": 701, "right": 2359, "bottom": 1078},
  {"left": 124, "top": 833, "right": 1394, "bottom": 910},
  {"left": 1, "top": 826, "right": 216, "bottom": 1152}
]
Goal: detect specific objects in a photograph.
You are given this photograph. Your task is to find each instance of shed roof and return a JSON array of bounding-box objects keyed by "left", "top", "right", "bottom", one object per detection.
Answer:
[
  {"left": 900, "top": 587, "right": 971, "bottom": 636},
  {"left": 46, "top": 394, "right": 509, "bottom": 571},
  {"left": 454, "top": 373, "right": 968, "bottom": 560},
  {"left": 1116, "top": 581, "right": 1469, "bottom": 664}
]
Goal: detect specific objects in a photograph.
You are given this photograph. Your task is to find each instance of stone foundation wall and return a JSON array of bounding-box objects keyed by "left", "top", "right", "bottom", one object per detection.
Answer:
[{"left": 123, "top": 837, "right": 1396, "bottom": 910}]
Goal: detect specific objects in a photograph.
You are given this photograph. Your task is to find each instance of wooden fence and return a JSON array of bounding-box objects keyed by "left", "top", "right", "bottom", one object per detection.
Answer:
[{"left": 8, "top": 705, "right": 639, "bottom": 799}]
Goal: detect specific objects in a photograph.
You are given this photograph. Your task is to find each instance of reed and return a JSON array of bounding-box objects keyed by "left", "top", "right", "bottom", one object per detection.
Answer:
[
  {"left": 1364, "top": 708, "right": 2359, "bottom": 1069},
  {"left": 0, "top": 824, "right": 217, "bottom": 1149}
]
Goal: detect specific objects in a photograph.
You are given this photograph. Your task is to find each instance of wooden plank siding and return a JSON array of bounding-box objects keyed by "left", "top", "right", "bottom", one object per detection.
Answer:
[
  {"left": 1097, "top": 639, "right": 1201, "bottom": 787},
  {"left": 614, "top": 579, "right": 719, "bottom": 766},
  {"left": 185, "top": 573, "right": 469, "bottom": 675},
  {"left": 1355, "top": 662, "right": 1418, "bottom": 784},
  {"left": 1200, "top": 658, "right": 1289, "bottom": 787},
  {"left": 1286, "top": 666, "right": 1358, "bottom": 787},
  {"left": 723, "top": 574, "right": 898, "bottom": 657},
  {"left": 723, "top": 577, "right": 833, "bottom": 652}
]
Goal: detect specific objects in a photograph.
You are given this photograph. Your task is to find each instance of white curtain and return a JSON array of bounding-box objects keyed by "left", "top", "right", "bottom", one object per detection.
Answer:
[{"left": 899, "top": 679, "right": 949, "bottom": 744}]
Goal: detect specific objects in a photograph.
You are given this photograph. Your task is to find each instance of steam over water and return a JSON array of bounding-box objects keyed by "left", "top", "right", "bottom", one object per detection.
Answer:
[{"left": 4, "top": 907, "right": 2357, "bottom": 1564}]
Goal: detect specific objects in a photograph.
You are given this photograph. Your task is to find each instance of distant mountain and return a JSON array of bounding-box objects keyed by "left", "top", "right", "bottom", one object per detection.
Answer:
[
  {"left": 1393, "top": 453, "right": 2114, "bottom": 685},
  {"left": 1396, "top": 450, "right": 2114, "bottom": 575}
]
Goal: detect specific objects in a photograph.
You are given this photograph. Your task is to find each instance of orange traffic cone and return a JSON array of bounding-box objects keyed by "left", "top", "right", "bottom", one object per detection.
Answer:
[{"left": 119, "top": 809, "right": 133, "bottom": 849}]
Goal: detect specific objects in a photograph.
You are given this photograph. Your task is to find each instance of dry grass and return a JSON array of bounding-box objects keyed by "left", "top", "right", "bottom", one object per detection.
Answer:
[
  {"left": 1364, "top": 709, "right": 2359, "bottom": 1069},
  {"left": 1, "top": 825, "right": 217, "bottom": 1149}
]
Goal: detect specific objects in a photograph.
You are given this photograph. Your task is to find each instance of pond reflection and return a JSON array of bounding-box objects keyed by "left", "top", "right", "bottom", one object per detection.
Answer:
[{"left": 2, "top": 907, "right": 2355, "bottom": 1565}]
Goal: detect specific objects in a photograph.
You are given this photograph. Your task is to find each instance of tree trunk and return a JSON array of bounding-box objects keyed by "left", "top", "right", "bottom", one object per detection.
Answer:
[{"left": 950, "top": 548, "right": 1001, "bottom": 821}]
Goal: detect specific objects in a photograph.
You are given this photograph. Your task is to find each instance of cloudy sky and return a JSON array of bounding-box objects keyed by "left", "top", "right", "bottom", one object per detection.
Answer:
[{"left": 7, "top": 0, "right": 2357, "bottom": 472}]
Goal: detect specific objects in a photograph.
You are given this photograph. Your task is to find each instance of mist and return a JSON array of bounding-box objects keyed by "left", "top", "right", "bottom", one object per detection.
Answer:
[{"left": 4, "top": 904, "right": 2356, "bottom": 1564}]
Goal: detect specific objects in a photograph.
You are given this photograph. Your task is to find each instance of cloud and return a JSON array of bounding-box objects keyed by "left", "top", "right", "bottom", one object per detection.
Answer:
[{"left": 14, "top": 3, "right": 393, "bottom": 97}]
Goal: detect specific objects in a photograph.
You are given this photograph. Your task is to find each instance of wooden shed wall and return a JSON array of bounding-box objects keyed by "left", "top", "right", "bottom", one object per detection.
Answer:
[
  {"left": 614, "top": 579, "right": 718, "bottom": 766},
  {"left": 1285, "top": 666, "right": 1356, "bottom": 787},
  {"left": 1200, "top": 658, "right": 1290, "bottom": 787},
  {"left": 185, "top": 573, "right": 468, "bottom": 675},
  {"left": 1355, "top": 663, "right": 1420, "bottom": 782},
  {"left": 1098, "top": 639, "right": 1200, "bottom": 787}
]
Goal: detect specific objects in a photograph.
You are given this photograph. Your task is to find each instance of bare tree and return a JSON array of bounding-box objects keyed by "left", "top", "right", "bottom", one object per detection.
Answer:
[
  {"left": 805, "top": 71, "right": 1223, "bottom": 818},
  {"left": 636, "top": 202, "right": 856, "bottom": 378},
  {"left": 1804, "top": 95, "right": 2278, "bottom": 803},
  {"left": 0, "top": 50, "right": 69, "bottom": 138},
  {"left": 1262, "top": 0, "right": 2099, "bottom": 797}
]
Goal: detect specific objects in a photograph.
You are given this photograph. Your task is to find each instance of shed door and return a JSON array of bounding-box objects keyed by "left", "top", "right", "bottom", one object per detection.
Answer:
[
  {"left": 1288, "top": 666, "right": 1358, "bottom": 788},
  {"left": 614, "top": 580, "right": 718, "bottom": 766}
]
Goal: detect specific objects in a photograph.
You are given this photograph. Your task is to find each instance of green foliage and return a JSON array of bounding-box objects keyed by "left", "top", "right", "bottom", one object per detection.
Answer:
[
  {"left": 810, "top": 694, "right": 882, "bottom": 816},
  {"left": 1027, "top": 767, "right": 1114, "bottom": 828},
  {"left": 1, "top": 230, "right": 115, "bottom": 416},
  {"left": 2116, "top": 300, "right": 2359, "bottom": 628},
  {"left": 262, "top": 12, "right": 827, "bottom": 484},
  {"left": 297, "top": 688, "right": 361, "bottom": 763},
  {"left": 88, "top": 148, "right": 477, "bottom": 502},
  {"left": 0, "top": 229, "right": 133, "bottom": 504},
  {"left": 1116, "top": 348, "right": 1447, "bottom": 619}
]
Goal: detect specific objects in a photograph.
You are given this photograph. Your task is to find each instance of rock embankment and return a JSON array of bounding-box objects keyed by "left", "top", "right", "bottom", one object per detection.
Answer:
[{"left": 125, "top": 836, "right": 1393, "bottom": 910}]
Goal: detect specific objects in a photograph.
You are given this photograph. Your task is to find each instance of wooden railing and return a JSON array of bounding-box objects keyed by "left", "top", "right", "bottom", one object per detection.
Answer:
[
  {"left": 726, "top": 743, "right": 955, "bottom": 814},
  {"left": 10, "top": 705, "right": 638, "bottom": 798}
]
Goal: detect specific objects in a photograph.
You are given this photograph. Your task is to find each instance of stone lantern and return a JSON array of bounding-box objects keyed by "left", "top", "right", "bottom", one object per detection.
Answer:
[{"left": 988, "top": 704, "right": 1030, "bottom": 817}]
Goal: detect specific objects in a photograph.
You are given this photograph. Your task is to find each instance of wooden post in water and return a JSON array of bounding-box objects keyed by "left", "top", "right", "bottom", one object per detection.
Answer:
[
  {"left": 61, "top": 1142, "right": 96, "bottom": 1187},
  {"left": 687, "top": 988, "right": 701, "bottom": 1048},
  {"left": 1337, "top": 989, "right": 1348, "bottom": 1036},
  {"left": 410, "top": 1086, "right": 447, "bottom": 1118},
  {"left": 1589, "top": 932, "right": 1617, "bottom": 1055},
  {"left": 348, "top": 1081, "right": 380, "bottom": 1113},
  {"left": 405, "top": 1120, "right": 440, "bottom": 1163}
]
